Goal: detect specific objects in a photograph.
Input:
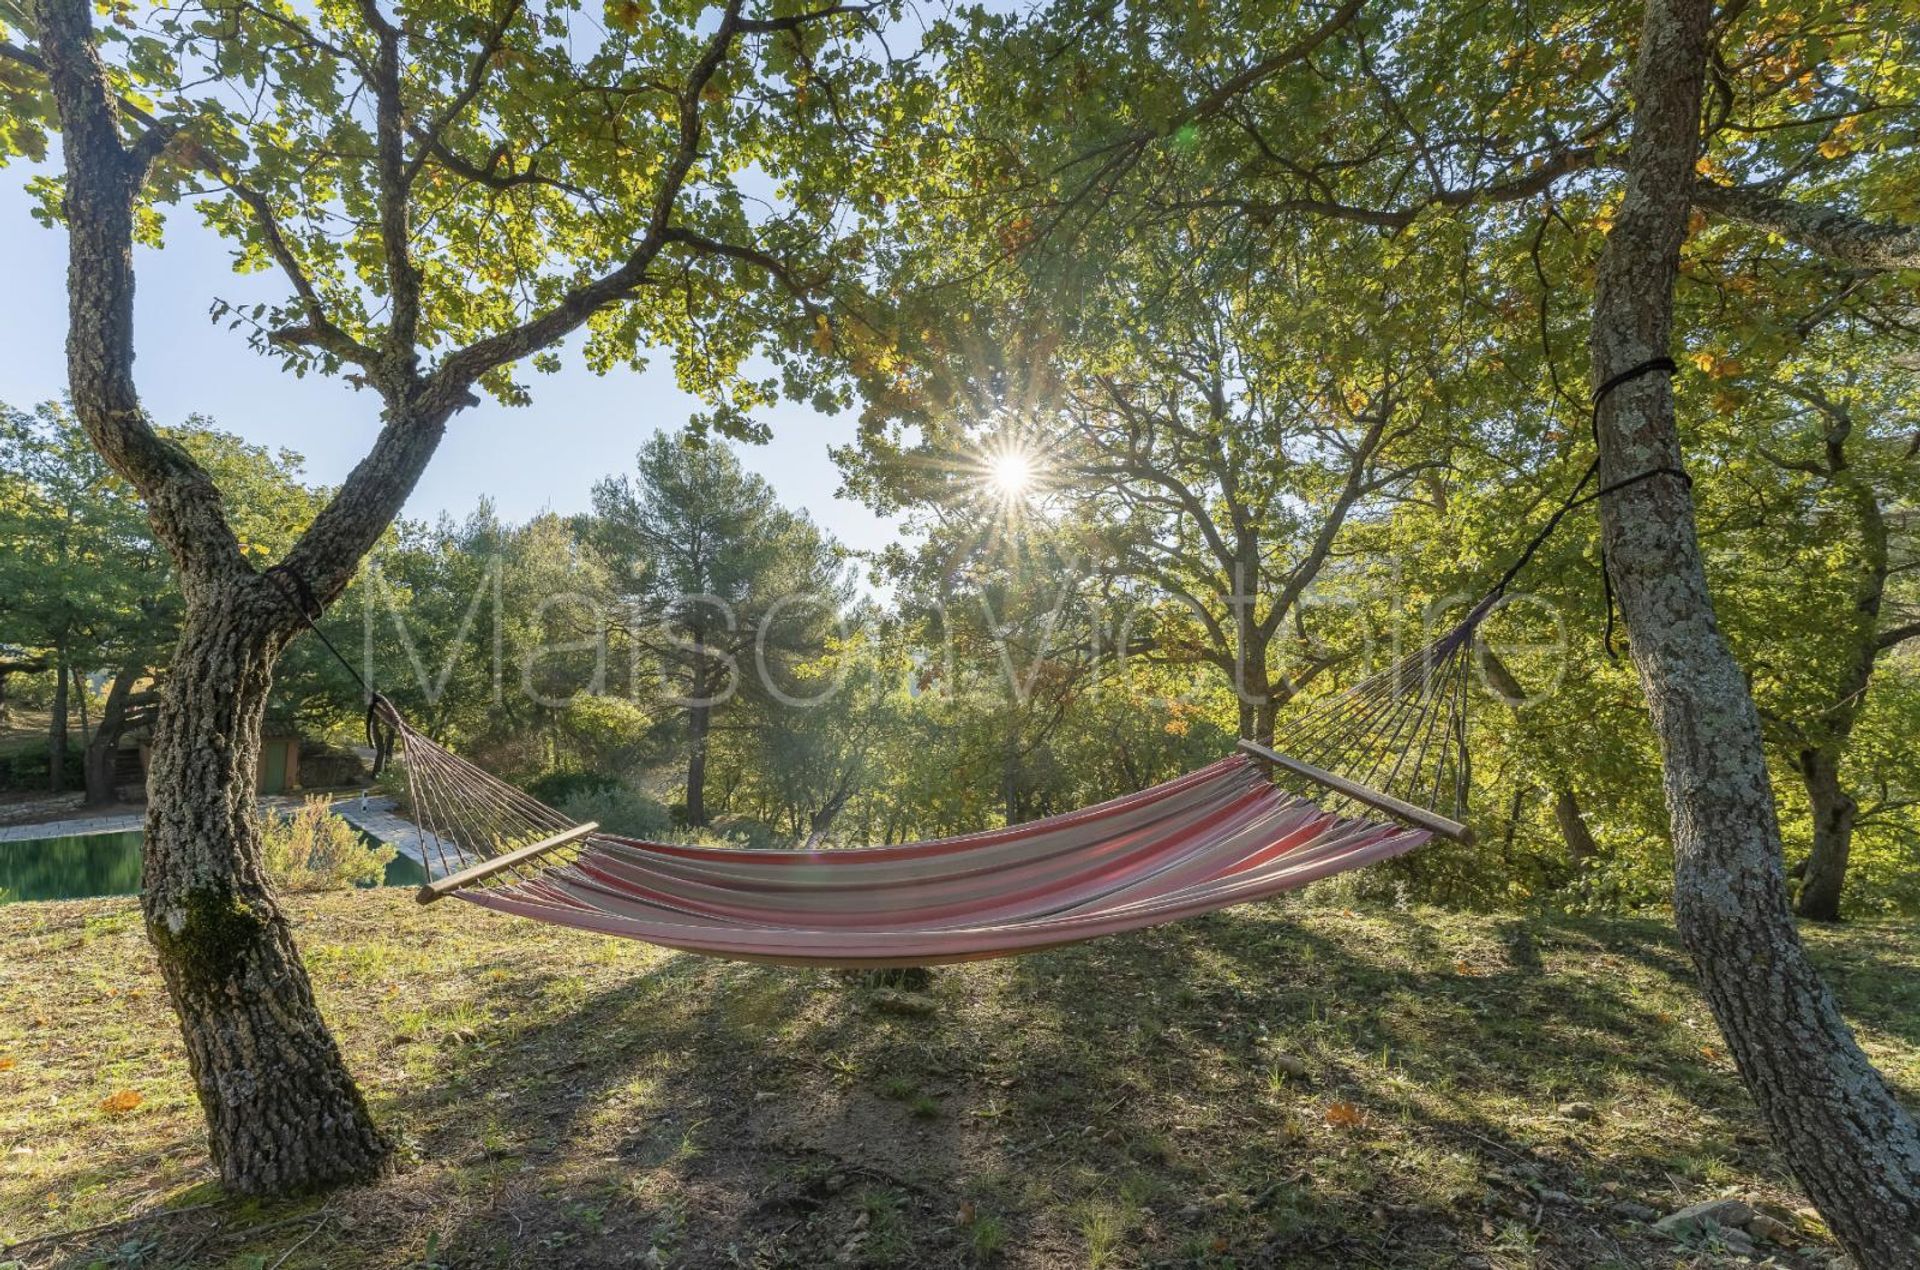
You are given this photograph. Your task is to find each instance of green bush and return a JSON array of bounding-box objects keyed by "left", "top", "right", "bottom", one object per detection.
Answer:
[
  {"left": 0, "top": 741, "right": 83, "bottom": 793},
  {"left": 260, "top": 797, "right": 396, "bottom": 892},
  {"left": 527, "top": 769, "right": 620, "bottom": 806},
  {"left": 557, "top": 784, "right": 675, "bottom": 840},
  {"left": 661, "top": 816, "right": 782, "bottom": 850},
  {"left": 370, "top": 762, "right": 414, "bottom": 816},
  {"left": 707, "top": 815, "right": 778, "bottom": 850}
]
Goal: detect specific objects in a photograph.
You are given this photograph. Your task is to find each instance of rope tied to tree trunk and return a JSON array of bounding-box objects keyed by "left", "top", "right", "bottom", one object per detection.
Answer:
[
  {"left": 1480, "top": 356, "right": 1687, "bottom": 657},
  {"left": 261, "top": 564, "right": 398, "bottom": 774}
]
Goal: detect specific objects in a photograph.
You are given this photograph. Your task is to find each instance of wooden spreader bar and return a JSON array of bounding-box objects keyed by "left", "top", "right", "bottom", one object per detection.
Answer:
[
  {"left": 1236, "top": 741, "right": 1474, "bottom": 843},
  {"left": 415, "top": 821, "right": 600, "bottom": 905}
]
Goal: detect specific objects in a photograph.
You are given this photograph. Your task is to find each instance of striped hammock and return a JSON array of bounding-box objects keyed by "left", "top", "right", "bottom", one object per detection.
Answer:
[{"left": 379, "top": 613, "right": 1482, "bottom": 969}]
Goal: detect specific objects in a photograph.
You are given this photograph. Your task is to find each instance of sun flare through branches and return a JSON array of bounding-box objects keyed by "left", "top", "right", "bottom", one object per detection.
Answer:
[{"left": 989, "top": 446, "right": 1037, "bottom": 501}]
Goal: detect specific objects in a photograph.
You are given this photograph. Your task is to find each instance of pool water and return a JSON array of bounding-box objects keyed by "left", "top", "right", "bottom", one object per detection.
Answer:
[{"left": 0, "top": 828, "right": 426, "bottom": 903}]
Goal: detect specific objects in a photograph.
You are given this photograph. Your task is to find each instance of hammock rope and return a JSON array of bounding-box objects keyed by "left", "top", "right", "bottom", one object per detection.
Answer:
[{"left": 252, "top": 357, "right": 1684, "bottom": 966}]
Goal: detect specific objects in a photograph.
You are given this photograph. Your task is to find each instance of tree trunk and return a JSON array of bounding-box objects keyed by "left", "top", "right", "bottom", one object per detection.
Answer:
[
  {"left": 0, "top": 659, "right": 47, "bottom": 726},
  {"left": 83, "top": 662, "right": 139, "bottom": 806},
  {"left": 72, "top": 663, "right": 91, "bottom": 746},
  {"left": 1002, "top": 736, "right": 1021, "bottom": 825},
  {"left": 1591, "top": 0, "right": 1920, "bottom": 1260},
  {"left": 1481, "top": 650, "right": 1596, "bottom": 871},
  {"left": 804, "top": 778, "right": 855, "bottom": 848},
  {"left": 686, "top": 697, "right": 710, "bottom": 827},
  {"left": 33, "top": 0, "right": 398, "bottom": 1194},
  {"left": 1552, "top": 790, "right": 1599, "bottom": 869},
  {"left": 48, "top": 642, "right": 69, "bottom": 794},
  {"left": 1785, "top": 422, "right": 1884, "bottom": 923},
  {"left": 1234, "top": 645, "right": 1276, "bottom": 742},
  {"left": 142, "top": 579, "right": 388, "bottom": 1193},
  {"left": 1794, "top": 746, "right": 1855, "bottom": 923}
]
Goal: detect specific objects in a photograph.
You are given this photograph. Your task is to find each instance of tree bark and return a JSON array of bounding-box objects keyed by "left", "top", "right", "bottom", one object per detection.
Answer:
[
  {"left": 33, "top": 0, "right": 393, "bottom": 1194},
  {"left": 1794, "top": 746, "right": 1855, "bottom": 924},
  {"left": 83, "top": 662, "right": 139, "bottom": 806},
  {"left": 686, "top": 697, "right": 711, "bottom": 827},
  {"left": 1591, "top": 0, "right": 1920, "bottom": 1260},
  {"left": 1552, "top": 790, "right": 1600, "bottom": 869},
  {"left": 143, "top": 580, "right": 388, "bottom": 1191},
  {"left": 48, "top": 641, "right": 69, "bottom": 793},
  {"left": 1692, "top": 181, "right": 1920, "bottom": 272}
]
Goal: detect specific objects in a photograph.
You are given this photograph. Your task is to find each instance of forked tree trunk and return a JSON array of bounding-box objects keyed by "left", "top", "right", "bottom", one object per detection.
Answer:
[
  {"left": 1481, "top": 650, "right": 1598, "bottom": 871},
  {"left": 1788, "top": 428, "right": 1884, "bottom": 923},
  {"left": 82, "top": 662, "right": 139, "bottom": 806},
  {"left": 35, "top": 0, "right": 393, "bottom": 1194},
  {"left": 142, "top": 580, "right": 388, "bottom": 1191},
  {"left": 1591, "top": 0, "right": 1920, "bottom": 1260},
  {"left": 1794, "top": 746, "right": 1856, "bottom": 923}
]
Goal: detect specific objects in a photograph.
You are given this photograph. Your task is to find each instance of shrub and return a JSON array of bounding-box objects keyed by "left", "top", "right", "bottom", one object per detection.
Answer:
[
  {"left": 662, "top": 817, "right": 782, "bottom": 850},
  {"left": 0, "top": 741, "right": 84, "bottom": 793},
  {"left": 370, "top": 762, "right": 413, "bottom": 816},
  {"left": 527, "top": 769, "right": 621, "bottom": 806},
  {"left": 260, "top": 797, "right": 396, "bottom": 892},
  {"left": 557, "top": 784, "right": 675, "bottom": 840},
  {"left": 707, "top": 815, "right": 778, "bottom": 850}
]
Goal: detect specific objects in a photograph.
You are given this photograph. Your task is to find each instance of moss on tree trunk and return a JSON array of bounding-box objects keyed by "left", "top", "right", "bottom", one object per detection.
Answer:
[{"left": 139, "top": 584, "right": 389, "bottom": 1192}]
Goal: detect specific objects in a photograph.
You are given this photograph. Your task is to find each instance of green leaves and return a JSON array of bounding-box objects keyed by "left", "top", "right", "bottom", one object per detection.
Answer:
[{"left": 10, "top": 0, "right": 905, "bottom": 434}]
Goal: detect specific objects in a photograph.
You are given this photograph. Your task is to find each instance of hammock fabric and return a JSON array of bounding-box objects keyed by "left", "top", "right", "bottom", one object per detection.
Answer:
[
  {"left": 458, "top": 757, "right": 1423, "bottom": 968},
  {"left": 376, "top": 607, "right": 1484, "bottom": 969}
]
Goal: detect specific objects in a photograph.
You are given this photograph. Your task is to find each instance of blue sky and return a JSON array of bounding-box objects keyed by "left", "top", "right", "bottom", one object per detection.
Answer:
[{"left": 0, "top": 168, "right": 901, "bottom": 561}]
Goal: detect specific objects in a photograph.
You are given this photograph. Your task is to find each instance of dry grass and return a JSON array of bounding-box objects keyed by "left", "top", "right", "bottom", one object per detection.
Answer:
[{"left": 0, "top": 892, "right": 1913, "bottom": 1268}]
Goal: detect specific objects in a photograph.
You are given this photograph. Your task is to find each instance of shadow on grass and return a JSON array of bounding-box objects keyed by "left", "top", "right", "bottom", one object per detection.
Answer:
[{"left": 11, "top": 898, "right": 1901, "bottom": 1268}]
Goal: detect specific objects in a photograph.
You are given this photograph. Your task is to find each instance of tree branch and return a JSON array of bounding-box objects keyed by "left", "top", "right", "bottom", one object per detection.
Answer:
[
  {"left": 1692, "top": 180, "right": 1920, "bottom": 271},
  {"left": 418, "top": 0, "right": 748, "bottom": 417},
  {"left": 1874, "top": 620, "right": 1920, "bottom": 653},
  {"left": 355, "top": 0, "right": 422, "bottom": 367},
  {"left": 28, "top": 0, "right": 245, "bottom": 579}
]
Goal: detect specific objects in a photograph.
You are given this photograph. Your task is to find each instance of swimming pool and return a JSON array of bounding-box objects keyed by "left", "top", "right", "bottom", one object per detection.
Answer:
[{"left": 0, "top": 827, "right": 426, "bottom": 902}]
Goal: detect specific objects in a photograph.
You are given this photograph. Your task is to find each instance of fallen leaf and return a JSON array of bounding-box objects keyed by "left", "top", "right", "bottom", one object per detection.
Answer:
[
  {"left": 100, "top": 1090, "right": 142, "bottom": 1113},
  {"left": 0, "top": 1057, "right": 14, "bottom": 1071},
  {"left": 1324, "top": 1101, "right": 1366, "bottom": 1129}
]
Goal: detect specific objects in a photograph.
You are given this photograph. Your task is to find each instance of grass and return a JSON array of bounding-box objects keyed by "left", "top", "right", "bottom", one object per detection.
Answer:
[{"left": 0, "top": 892, "right": 1914, "bottom": 1268}]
